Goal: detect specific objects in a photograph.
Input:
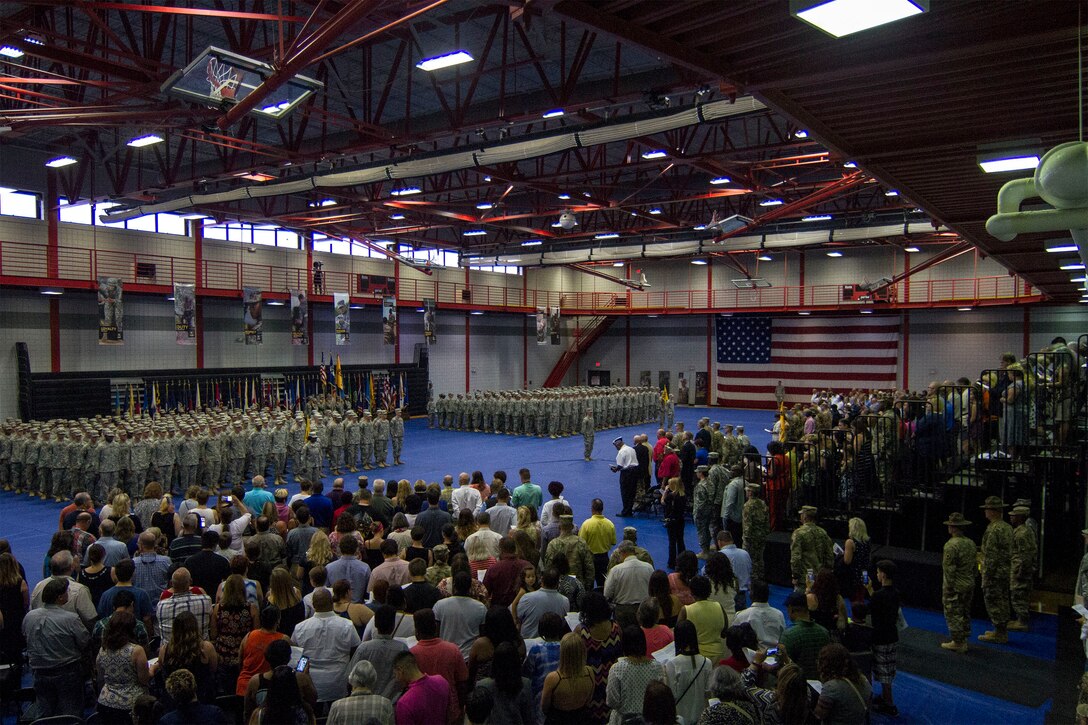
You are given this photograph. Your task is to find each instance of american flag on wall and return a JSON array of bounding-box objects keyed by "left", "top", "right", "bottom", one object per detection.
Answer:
[{"left": 715, "top": 315, "right": 900, "bottom": 409}]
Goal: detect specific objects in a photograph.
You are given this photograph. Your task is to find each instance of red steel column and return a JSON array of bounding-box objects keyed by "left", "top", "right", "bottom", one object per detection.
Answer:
[{"left": 193, "top": 220, "right": 204, "bottom": 369}]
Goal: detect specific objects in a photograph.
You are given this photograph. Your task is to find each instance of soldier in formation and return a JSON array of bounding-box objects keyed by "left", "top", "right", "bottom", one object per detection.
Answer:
[
  {"left": 941, "top": 512, "right": 977, "bottom": 653},
  {"left": 789, "top": 505, "right": 835, "bottom": 586},
  {"left": 1008, "top": 503, "right": 1037, "bottom": 632},
  {"left": 742, "top": 482, "right": 769, "bottom": 582},
  {"left": 977, "top": 496, "right": 1014, "bottom": 644}
]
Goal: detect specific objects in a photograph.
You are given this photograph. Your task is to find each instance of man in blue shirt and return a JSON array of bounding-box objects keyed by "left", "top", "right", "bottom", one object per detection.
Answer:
[
  {"left": 325, "top": 536, "right": 371, "bottom": 603},
  {"left": 305, "top": 480, "right": 335, "bottom": 530}
]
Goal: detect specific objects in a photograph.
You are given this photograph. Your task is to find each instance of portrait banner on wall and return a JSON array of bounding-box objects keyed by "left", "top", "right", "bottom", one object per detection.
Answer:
[
  {"left": 658, "top": 371, "right": 671, "bottom": 396},
  {"left": 536, "top": 307, "right": 547, "bottom": 345},
  {"left": 423, "top": 298, "right": 437, "bottom": 344},
  {"left": 97, "top": 276, "right": 124, "bottom": 345},
  {"left": 382, "top": 295, "right": 397, "bottom": 345},
  {"left": 548, "top": 306, "right": 561, "bottom": 345},
  {"left": 639, "top": 370, "right": 652, "bottom": 388},
  {"left": 242, "top": 286, "right": 263, "bottom": 345},
  {"left": 289, "top": 289, "right": 308, "bottom": 345},
  {"left": 333, "top": 292, "right": 350, "bottom": 345},
  {"left": 695, "top": 371, "right": 708, "bottom": 405},
  {"left": 173, "top": 283, "right": 196, "bottom": 345}
]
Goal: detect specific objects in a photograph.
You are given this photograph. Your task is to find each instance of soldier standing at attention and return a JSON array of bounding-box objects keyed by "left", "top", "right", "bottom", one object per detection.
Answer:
[
  {"left": 23, "top": 428, "right": 41, "bottom": 497},
  {"left": 177, "top": 427, "right": 200, "bottom": 494},
  {"left": 427, "top": 393, "right": 437, "bottom": 429},
  {"left": 665, "top": 395, "right": 675, "bottom": 430},
  {"left": 301, "top": 432, "right": 323, "bottom": 486},
  {"left": 742, "top": 484, "right": 769, "bottom": 581},
  {"left": 0, "top": 423, "right": 11, "bottom": 492},
  {"left": 978, "top": 496, "right": 1013, "bottom": 644},
  {"left": 940, "top": 512, "right": 977, "bottom": 653},
  {"left": 226, "top": 421, "right": 246, "bottom": 487},
  {"left": 83, "top": 431, "right": 101, "bottom": 498},
  {"left": 1008, "top": 504, "right": 1037, "bottom": 632},
  {"left": 390, "top": 408, "right": 405, "bottom": 466},
  {"left": 328, "top": 413, "right": 346, "bottom": 476},
  {"left": 97, "top": 430, "right": 120, "bottom": 503},
  {"left": 67, "top": 429, "right": 87, "bottom": 500},
  {"left": 345, "top": 410, "right": 361, "bottom": 473},
  {"left": 270, "top": 418, "right": 289, "bottom": 485},
  {"left": 130, "top": 429, "right": 151, "bottom": 494},
  {"left": 790, "top": 505, "right": 834, "bottom": 587},
  {"left": 39, "top": 429, "right": 59, "bottom": 501},
  {"left": 373, "top": 410, "right": 390, "bottom": 468},
  {"left": 360, "top": 411, "right": 375, "bottom": 470},
  {"left": 248, "top": 420, "right": 271, "bottom": 480},
  {"left": 692, "top": 466, "right": 715, "bottom": 559},
  {"left": 581, "top": 408, "right": 595, "bottom": 461}
]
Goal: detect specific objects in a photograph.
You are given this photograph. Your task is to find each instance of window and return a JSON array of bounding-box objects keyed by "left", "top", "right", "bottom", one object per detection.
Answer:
[
  {"left": 277, "top": 230, "right": 300, "bottom": 248},
  {"left": 126, "top": 214, "right": 157, "bottom": 232},
  {"left": 252, "top": 227, "right": 277, "bottom": 246},
  {"left": 157, "top": 214, "right": 187, "bottom": 236},
  {"left": 58, "top": 198, "right": 94, "bottom": 225},
  {"left": 469, "top": 264, "right": 522, "bottom": 275},
  {"left": 0, "top": 189, "right": 40, "bottom": 219}
]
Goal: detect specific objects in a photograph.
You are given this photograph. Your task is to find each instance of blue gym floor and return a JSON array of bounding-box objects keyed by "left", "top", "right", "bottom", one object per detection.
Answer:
[{"left": 0, "top": 405, "right": 1073, "bottom": 723}]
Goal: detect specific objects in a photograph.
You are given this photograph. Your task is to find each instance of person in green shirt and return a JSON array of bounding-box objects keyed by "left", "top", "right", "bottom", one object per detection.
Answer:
[{"left": 511, "top": 467, "right": 543, "bottom": 512}]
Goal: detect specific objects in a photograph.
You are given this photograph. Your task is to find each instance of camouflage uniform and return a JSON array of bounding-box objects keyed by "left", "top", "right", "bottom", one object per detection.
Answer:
[
  {"left": 0, "top": 428, "right": 10, "bottom": 490},
  {"left": 202, "top": 429, "right": 223, "bottom": 489},
  {"left": 97, "top": 433, "right": 121, "bottom": 502},
  {"left": 543, "top": 532, "right": 595, "bottom": 590},
  {"left": 300, "top": 435, "right": 323, "bottom": 485},
  {"left": 980, "top": 516, "right": 1013, "bottom": 635},
  {"left": 248, "top": 424, "right": 270, "bottom": 479},
  {"left": 9, "top": 433, "right": 25, "bottom": 493},
  {"left": 789, "top": 518, "right": 835, "bottom": 583},
  {"left": 326, "top": 416, "right": 345, "bottom": 474},
  {"left": 23, "top": 432, "right": 40, "bottom": 495},
  {"left": 942, "top": 528, "right": 977, "bottom": 646},
  {"left": 743, "top": 494, "right": 770, "bottom": 582},
  {"left": 390, "top": 410, "right": 404, "bottom": 465},
  {"left": 1010, "top": 520, "right": 1037, "bottom": 626},
  {"left": 373, "top": 412, "right": 390, "bottom": 467},
  {"left": 129, "top": 432, "right": 152, "bottom": 492},
  {"left": 345, "top": 413, "right": 361, "bottom": 472},
  {"left": 178, "top": 430, "right": 201, "bottom": 491},
  {"left": 581, "top": 412, "right": 595, "bottom": 461},
  {"left": 360, "top": 412, "right": 375, "bottom": 470},
  {"left": 226, "top": 424, "right": 247, "bottom": 487},
  {"left": 693, "top": 471, "right": 716, "bottom": 556},
  {"left": 270, "top": 420, "right": 289, "bottom": 483}
]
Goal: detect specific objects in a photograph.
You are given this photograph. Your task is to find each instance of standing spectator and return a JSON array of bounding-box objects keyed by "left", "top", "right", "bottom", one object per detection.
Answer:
[
  {"left": 649, "top": 570, "right": 681, "bottom": 628},
  {"left": 704, "top": 553, "right": 738, "bottom": 624},
  {"left": 151, "top": 496, "right": 183, "bottom": 545},
  {"left": 236, "top": 607, "right": 288, "bottom": 697},
  {"left": 574, "top": 592, "right": 623, "bottom": 724},
  {"left": 402, "top": 558, "right": 442, "bottom": 614},
  {"left": 522, "top": 613, "right": 568, "bottom": 722},
  {"left": 168, "top": 514, "right": 203, "bottom": 566},
  {"left": 869, "top": 560, "right": 901, "bottom": 717},
  {"left": 604, "top": 541, "right": 655, "bottom": 628},
  {"left": 661, "top": 476, "right": 688, "bottom": 568},
  {"left": 840, "top": 517, "right": 872, "bottom": 604},
  {"left": 478, "top": 642, "right": 536, "bottom": 725},
  {"left": 0, "top": 552, "right": 27, "bottom": 684},
  {"left": 23, "top": 579, "right": 90, "bottom": 718},
  {"left": 483, "top": 537, "right": 530, "bottom": 609},
  {"left": 332, "top": 579, "right": 375, "bottom": 633},
  {"left": 637, "top": 598, "right": 674, "bottom": 656},
  {"left": 668, "top": 551, "right": 699, "bottom": 606},
  {"left": 433, "top": 571, "right": 489, "bottom": 659},
  {"left": 286, "top": 506, "right": 317, "bottom": 577},
  {"left": 411, "top": 608, "right": 469, "bottom": 723},
  {"left": 611, "top": 436, "right": 640, "bottom": 517},
  {"left": 515, "top": 567, "right": 569, "bottom": 638},
  {"left": 488, "top": 488, "right": 518, "bottom": 534},
  {"left": 540, "top": 481, "right": 569, "bottom": 528},
  {"left": 416, "top": 488, "right": 452, "bottom": 548},
  {"left": 252, "top": 665, "right": 317, "bottom": 725},
  {"left": 392, "top": 651, "right": 451, "bottom": 725},
  {"left": 716, "top": 530, "right": 752, "bottom": 612},
  {"left": 580, "top": 499, "right": 616, "bottom": 588},
  {"left": 185, "top": 530, "right": 232, "bottom": 598},
  {"left": 468, "top": 606, "right": 526, "bottom": 684},
  {"left": 699, "top": 667, "right": 759, "bottom": 725},
  {"left": 94, "top": 519, "right": 133, "bottom": 567},
  {"left": 368, "top": 539, "right": 410, "bottom": 596},
  {"left": 155, "top": 568, "right": 212, "bottom": 641},
  {"left": 248, "top": 515, "right": 287, "bottom": 570},
  {"left": 78, "top": 542, "right": 114, "bottom": 609},
  {"left": 807, "top": 569, "right": 848, "bottom": 641},
  {"left": 606, "top": 626, "right": 667, "bottom": 725},
  {"left": 677, "top": 576, "right": 727, "bottom": 661},
  {"left": 812, "top": 643, "right": 871, "bottom": 724},
  {"left": 31, "top": 550, "right": 97, "bottom": 626},
  {"left": 291, "top": 588, "right": 361, "bottom": 706},
  {"left": 348, "top": 605, "right": 408, "bottom": 700},
  {"left": 160, "top": 669, "right": 229, "bottom": 725},
  {"left": 155, "top": 610, "right": 218, "bottom": 706},
  {"left": 69, "top": 511, "right": 98, "bottom": 560},
  {"left": 665, "top": 620, "right": 711, "bottom": 725},
  {"left": 732, "top": 580, "right": 785, "bottom": 649},
  {"left": 541, "top": 632, "right": 595, "bottom": 722},
  {"left": 211, "top": 574, "right": 258, "bottom": 693},
  {"left": 780, "top": 591, "right": 830, "bottom": 679},
  {"left": 512, "top": 468, "right": 543, "bottom": 512},
  {"left": 305, "top": 481, "right": 334, "bottom": 530},
  {"left": 97, "top": 558, "right": 155, "bottom": 628},
  {"left": 326, "top": 660, "right": 393, "bottom": 725},
  {"left": 267, "top": 567, "right": 306, "bottom": 637},
  {"left": 325, "top": 535, "right": 371, "bottom": 603},
  {"left": 241, "top": 638, "right": 319, "bottom": 724},
  {"left": 132, "top": 531, "right": 173, "bottom": 601},
  {"left": 93, "top": 605, "right": 149, "bottom": 718}
]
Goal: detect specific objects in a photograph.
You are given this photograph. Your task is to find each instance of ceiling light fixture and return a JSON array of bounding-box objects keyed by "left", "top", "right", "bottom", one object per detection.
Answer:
[
  {"left": 794, "top": 130, "right": 809, "bottom": 138},
  {"left": 0, "top": 46, "right": 25, "bottom": 59},
  {"left": 904, "top": 246, "right": 920, "bottom": 253},
  {"left": 1046, "top": 242, "right": 1079, "bottom": 253},
  {"left": 759, "top": 199, "right": 784, "bottom": 207},
  {"left": 791, "top": 0, "right": 927, "bottom": 38},
  {"left": 595, "top": 233, "right": 619, "bottom": 239},
  {"left": 266, "top": 299, "right": 285, "bottom": 306},
  {"left": 1059, "top": 260, "right": 1086, "bottom": 270},
  {"left": 691, "top": 259, "right": 708, "bottom": 265},
  {"left": 521, "top": 240, "right": 542, "bottom": 246},
  {"left": 390, "top": 214, "right": 406, "bottom": 220},
  {"left": 709, "top": 177, "right": 731, "bottom": 185},
  {"left": 842, "top": 161, "right": 857, "bottom": 168},
  {"left": 978, "top": 154, "right": 1040, "bottom": 174},
  {"left": 40, "top": 288, "right": 63, "bottom": 295},
  {"left": 308, "top": 198, "right": 336, "bottom": 207},
  {"left": 613, "top": 262, "right": 625, "bottom": 267},
  {"left": 238, "top": 171, "right": 276, "bottom": 182},
  {"left": 475, "top": 202, "right": 494, "bottom": 210},
  {"left": 958, "top": 307, "right": 972, "bottom": 311},
  {"left": 463, "top": 230, "right": 487, "bottom": 236},
  {"left": 827, "top": 251, "right": 844, "bottom": 257},
  {"left": 641, "top": 150, "right": 668, "bottom": 160},
  {"left": 1071, "top": 276, "right": 1087, "bottom": 283},
  {"left": 258, "top": 100, "right": 291, "bottom": 115},
  {"left": 885, "top": 189, "right": 899, "bottom": 196},
  {"left": 859, "top": 308, "right": 873, "bottom": 314},
  {"left": 558, "top": 193, "right": 571, "bottom": 200},
  {"left": 803, "top": 215, "right": 832, "bottom": 221},
  {"left": 470, "top": 310, "right": 484, "bottom": 315},
  {"left": 693, "top": 225, "right": 708, "bottom": 231},
  {"left": 46, "top": 156, "right": 77, "bottom": 168},
  {"left": 542, "top": 109, "right": 565, "bottom": 119},
  {"left": 390, "top": 186, "right": 421, "bottom": 196},
  {"left": 416, "top": 50, "right": 474, "bottom": 71},
  {"left": 648, "top": 208, "right": 663, "bottom": 215},
  {"left": 798, "top": 311, "right": 811, "bottom": 315},
  {"left": 757, "top": 252, "right": 773, "bottom": 262}
]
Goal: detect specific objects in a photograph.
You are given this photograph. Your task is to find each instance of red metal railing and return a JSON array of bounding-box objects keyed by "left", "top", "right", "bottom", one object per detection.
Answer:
[{"left": 0, "top": 239, "right": 1039, "bottom": 313}]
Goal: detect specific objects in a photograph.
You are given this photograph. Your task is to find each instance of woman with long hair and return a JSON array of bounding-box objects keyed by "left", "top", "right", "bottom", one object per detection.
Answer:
[
  {"left": 605, "top": 625, "right": 666, "bottom": 725},
  {"left": 249, "top": 664, "right": 315, "bottom": 725},
  {"left": 109, "top": 492, "right": 142, "bottom": 531},
  {"left": 676, "top": 576, "right": 727, "bottom": 661},
  {"left": 573, "top": 592, "right": 623, "bottom": 724},
  {"left": 813, "top": 643, "right": 871, "bottom": 724},
  {"left": 665, "top": 620, "right": 710, "bottom": 725},
  {"left": 661, "top": 476, "right": 687, "bottom": 569},
  {"left": 151, "top": 495, "right": 182, "bottom": 544},
  {"left": 95, "top": 609, "right": 150, "bottom": 723},
  {"left": 648, "top": 570, "right": 680, "bottom": 628},
  {"left": 299, "top": 529, "right": 333, "bottom": 596},
  {"left": 327, "top": 513, "right": 364, "bottom": 558},
  {"left": 133, "top": 482, "right": 164, "bottom": 524},
  {"left": 512, "top": 528, "right": 540, "bottom": 567},
  {"left": 807, "top": 568, "right": 848, "bottom": 640},
  {"left": 43, "top": 529, "right": 73, "bottom": 578},
  {"left": 511, "top": 563, "right": 540, "bottom": 625},
  {"left": 0, "top": 552, "right": 27, "bottom": 681},
  {"left": 468, "top": 605, "right": 526, "bottom": 683},
  {"left": 211, "top": 574, "right": 258, "bottom": 693},
  {"left": 668, "top": 551, "right": 698, "bottom": 606},
  {"left": 704, "top": 552, "right": 738, "bottom": 622},
  {"left": 267, "top": 567, "right": 305, "bottom": 638},
  {"left": 478, "top": 641, "right": 535, "bottom": 724},
  {"left": 115, "top": 516, "right": 140, "bottom": 555},
  {"left": 438, "top": 552, "right": 491, "bottom": 604},
  {"left": 641, "top": 680, "right": 678, "bottom": 725},
  {"left": 455, "top": 508, "right": 477, "bottom": 542},
  {"left": 742, "top": 659, "right": 814, "bottom": 725},
  {"left": 841, "top": 517, "right": 872, "bottom": 604},
  {"left": 156, "top": 611, "right": 218, "bottom": 706},
  {"left": 541, "top": 632, "right": 594, "bottom": 724},
  {"left": 513, "top": 505, "right": 541, "bottom": 544},
  {"left": 331, "top": 578, "right": 374, "bottom": 636},
  {"left": 78, "top": 542, "right": 113, "bottom": 609},
  {"left": 466, "top": 529, "right": 498, "bottom": 578},
  {"left": 392, "top": 479, "right": 412, "bottom": 512}
]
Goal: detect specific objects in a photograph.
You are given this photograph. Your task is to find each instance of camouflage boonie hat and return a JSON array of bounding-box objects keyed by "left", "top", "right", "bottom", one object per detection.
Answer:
[
  {"left": 943, "top": 512, "right": 971, "bottom": 527},
  {"left": 799, "top": 505, "right": 818, "bottom": 516},
  {"left": 979, "top": 496, "right": 1006, "bottom": 510}
]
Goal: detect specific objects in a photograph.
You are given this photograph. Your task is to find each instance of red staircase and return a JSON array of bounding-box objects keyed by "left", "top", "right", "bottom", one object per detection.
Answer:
[{"left": 543, "top": 313, "right": 615, "bottom": 387}]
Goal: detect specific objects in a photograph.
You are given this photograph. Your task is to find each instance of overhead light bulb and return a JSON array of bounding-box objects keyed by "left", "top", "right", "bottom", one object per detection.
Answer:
[
  {"left": 648, "top": 208, "right": 663, "bottom": 215},
  {"left": 904, "top": 246, "right": 920, "bottom": 253},
  {"left": 390, "top": 186, "right": 421, "bottom": 197},
  {"left": 475, "top": 202, "right": 494, "bottom": 210},
  {"left": 978, "top": 155, "right": 1040, "bottom": 173},
  {"left": 46, "top": 156, "right": 77, "bottom": 168},
  {"left": 759, "top": 199, "right": 783, "bottom": 207},
  {"left": 803, "top": 215, "right": 832, "bottom": 221},
  {"left": 308, "top": 198, "right": 336, "bottom": 207},
  {"left": 792, "top": 0, "right": 927, "bottom": 38},
  {"left": 958, "top": 307, "right": 972, "bottom": 311},
  {"left": 0, "top": 46, "right": 25, "bottom": 59},
  {"left": 594, "top": 233, "right": 619, "bottom": 240},
  {"left": 827, "top": 251, "right": 843, "bottom": 257},
  {"left": 859, "top": 309, "right": 873, "bottom": 314},
  {"left": 693, "top": 225, "right": 708, "bottom": 231},
  {"left": 463, "top": 230, "right": 487, "bottom": 236},
  {"left": 542, "top": 109, "right": 565, "bottom": 119},
  {"left": 641, "top": 150, "right": 668, "bottom": 160},
  {"left": 416, "top": 50, "right": 474, "bottom": 72},
  {"left": 390, "top": 214, "right": 406, "bottom": 220},
  {"left": 1045, "top": 242, "right": 1079, "bottom": 253},
  {"left": 1059, "top": 260, "right": 1086, "bottom": 270},
  {"left": 470, "top": 310, "right": 484, "bottom": 315},
  {"left": 798, "top": 311, "right": 811, "bottom": 315},
  {"left": 709, "top": 177, "right": 731, "bottom": 185},
  {"left": 757, "top": 252, "right": 773, "bottom": 262},
  {"left": 691, "top": 259, "right": 708, "bottom": 265},
  {"left": 613, "top": 262, "right": 625, "bottom": 267},
  {"left": 794, "top": 130, "right": 809, "bottom": 138},
  {"left": 885, "top": 189, "right": 899, "bottom": 196},
  {"left": 558, "top": 193, "right": 571, "bottom": 200},
  {"left": 521, "top": 240, "right": 542, "bottom": 246},
  {"left": 842, "top": 161, "right": 857, "bottom": 168}
]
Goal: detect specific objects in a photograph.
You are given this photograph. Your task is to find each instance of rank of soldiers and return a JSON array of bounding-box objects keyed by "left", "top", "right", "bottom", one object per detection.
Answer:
[{"left": 0, "top": 394, "right": 407, "bottom": 504}]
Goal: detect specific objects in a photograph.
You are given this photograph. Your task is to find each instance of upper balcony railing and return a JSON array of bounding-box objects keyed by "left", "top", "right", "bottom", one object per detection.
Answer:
[{"left": 0, "top": 239, "right": 1040, "bottom": 314}]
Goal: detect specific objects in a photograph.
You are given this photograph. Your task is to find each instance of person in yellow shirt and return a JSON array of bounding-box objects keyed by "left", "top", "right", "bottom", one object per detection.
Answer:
[{"left": 580, "top": 498, "right": 616, "bottom": 588}]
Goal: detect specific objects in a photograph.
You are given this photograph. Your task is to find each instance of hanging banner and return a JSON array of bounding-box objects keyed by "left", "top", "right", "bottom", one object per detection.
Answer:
[
  {"left": 536, "top": 307, "right": 547, "bottom": 345},
  {"left": 334, "top": 292, "right": 350, "bottom": 345},
  {"left": 290, "top": 289, "right": 308, "bottom": 345},
  {"left": 382, "top": 296, "right": 397, "bottom": 345},
  {"left": 173, "top": 283, "right": 196, "bottom": 345},
  {"left": 548, "top": 306, "right": 561, "bottom": 345},
  {"left": 97, "top": 276, "right": 124, "bottom": 344},
  {"left": 423, "top": 298, "right": 437, "bottom": 344},
  {"left": 243, "top": 286, "right": 263, "bottom": 344}
]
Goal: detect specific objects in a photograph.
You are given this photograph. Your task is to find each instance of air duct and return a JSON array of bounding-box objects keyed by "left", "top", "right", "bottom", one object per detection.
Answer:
[{"left": 99, "top": 97, "right": 765, "bottom": 223}]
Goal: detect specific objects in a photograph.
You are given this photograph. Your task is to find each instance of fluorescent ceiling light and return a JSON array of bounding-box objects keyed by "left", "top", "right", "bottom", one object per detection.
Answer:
[
  {"left": 46, "top": 156, "right": 77, "bottom": 168},
  {"left": 826, "top": 251, "right": 843, "bottom": 257},
  {"left": 40, "top": 288, "right": 63, "bottom": 295},
  {"left": 266, "top": 300, "right": 285, "bottom": 306},
  {"left": 470, "top": 310, "right": 484, "bottom": 315},
  {"left": 542, "top": 109, "right": 565, "bottom": 119},
  {"left": 1071, "top": 276, "right": 1087, "bottom": 282},
  {"left": 475, "top": 202, "right": 494, "bottom": 210},
  {"left": 958, "top": 307, "right": 972, "bottom": 311},
  {"left": 641, "top": 150, "right": 668, "bottom": 160},
  {"left": 885, "top": 189, "right": 899, "bottom": 196},
  {"left": 166, "top": 296, "right": 175, "bottom": 302},
  {"left": 757, "top": 253, "right": 773, "bottom": 261},
  {"left": 350, "top": 304, "right": 364, "bottom": 309},
  {"left": 0, "top": 46, "right": 25, "bottom": 59},
  {"left": 978, "top": 155, "right": 1039, "bottom": 173},
  {"left": 859, "top": 309, "right": 873, "bottom": 314},
  {"left": 416, "top": 308, "right": 426, "bottom": 312},
  {"left": 258, "top": 100, "right": 291, "bottom": 115},
  {"left": 23, "top": 35, "right": 44, "bottom": 46},
  {"left": 416, "top": 50, "right": 474, "bottom": 72},
  {"left": 798, "top": 311, "right": 811, "bottom": 315},
  {"left": 693, "top": 225, "right": 708, "bottom": 231},
  {"left": 691, "top": 259, "right": 708, "bottom": 265},
  {"left": 463, "top": 230, "right": 487, "bottom": 236},
  {"left": 842, "top": 161, "right": 857, "bottom": 168},
  {"left": 904, "top": 246, "right": 920, "bottom": 253},
  {"left": 794, "top": 130, "right": 809, "bottom": 139},
  {"left": 759, "top": 199, "right": 783, "bottom": 207},
  {"left": 390, "top": 187, "right": 421, "bottom": 196},
  {"left": 803, "top": 215, "right": 832, "bottom": 221},
  {"left": 390, "top": 214, "right": 406, "bottom": 220},
  {"left": 521, "top": 240, "right": 542, "bottom": 246},
  {"left": 558, "top": 193, "right": 571, "bottom": 200},
  {"left": 238, "top": 171, "right": 275, "bottom": 182},
  {"left": 1045, "top": 242, "right": 1079, "bottom": 253},
  {"left": 594, "top": 233, "right": 619, "bottom": 239},
  {"left": 648, "top": 208, "right": 663, "bottom": 215},
  {"left": 1059, "top": 260, "right": 1085, "bottom": 270},
  {"left": 483, "top": 176, "right": 491, "bottom": 182},
  {"left": 710, "top": 177, "right": 731, "bottom": 185},
  {"left": 792, "top": 0, "right": 927, "bottom": 38},
  {"left": 613, "top": 262, "right": 625, "bottom": 267},
  {"left": 309, "top": 199, "right": 336, "bottom": 207}
]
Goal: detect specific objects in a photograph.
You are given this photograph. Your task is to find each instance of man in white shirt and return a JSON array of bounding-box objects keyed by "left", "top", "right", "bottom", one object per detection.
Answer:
[
  {"left": 603, "top": 541, "right": 653, "bottom": 628},
  {"left": 449, "top": 472, "right": 482, "bottom": 518},
  {"left": 732, "top": 580, "right": 785, "bottom": 649},
  {"left": 30, "top": 551, "right": 97, "bottom": 627},
  {"left": 464, "top": 511, "right": 503, "bottom": 560},
  {"left": 611, "top": 436, "right": 640, "bottom": 517},
  {"left": 432, "top": 571, "right": 487, "bottom": 659},
  {"left": 292, "top": 588, "right": 361, "bottom": 704},
  {"left": 716, "top": 530, "right": 753, "bottom": 611}
]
